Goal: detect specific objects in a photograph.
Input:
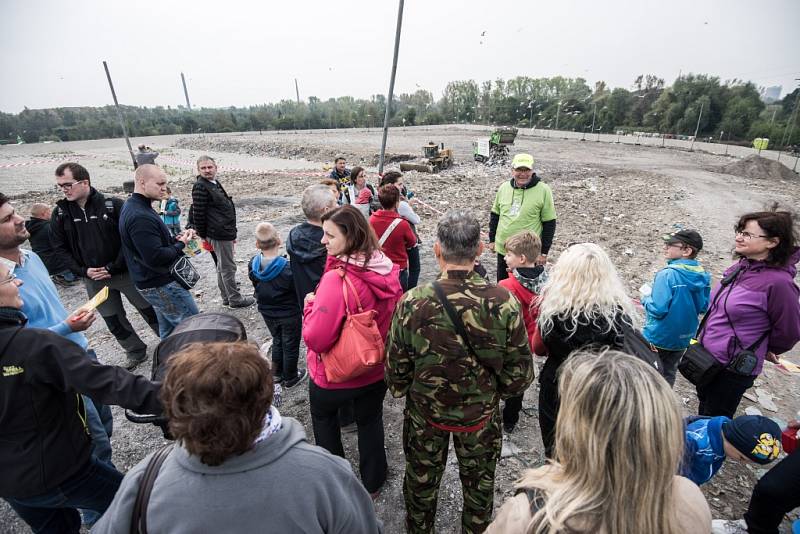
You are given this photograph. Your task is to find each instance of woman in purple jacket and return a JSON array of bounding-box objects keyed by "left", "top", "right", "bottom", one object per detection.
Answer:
[{"left": 697, "top": 207, "right": 800, "bottom": 418}]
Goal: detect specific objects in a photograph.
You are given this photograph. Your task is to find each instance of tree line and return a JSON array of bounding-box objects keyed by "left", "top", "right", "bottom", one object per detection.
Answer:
[{"left": 1, "top": 74, "right": 798, "bottom": 146}]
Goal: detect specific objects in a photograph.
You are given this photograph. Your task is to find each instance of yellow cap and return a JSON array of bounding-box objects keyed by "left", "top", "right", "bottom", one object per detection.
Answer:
[{"left": 512, "top": 153, "right": 534, "bottom": 169}]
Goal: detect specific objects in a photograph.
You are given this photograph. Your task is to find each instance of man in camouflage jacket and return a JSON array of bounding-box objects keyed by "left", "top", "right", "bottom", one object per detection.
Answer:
[{"left": 385, "top": 210, "right": 533, "bottom": 534}]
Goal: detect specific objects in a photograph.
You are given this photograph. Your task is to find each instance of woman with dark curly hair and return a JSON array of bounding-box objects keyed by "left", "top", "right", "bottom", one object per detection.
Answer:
[
  {"left": 695, "top": 207, "right": 800, "bottom": 418},
  {"left": 94, "top": 341, "right": 381, "bottom": 533}
]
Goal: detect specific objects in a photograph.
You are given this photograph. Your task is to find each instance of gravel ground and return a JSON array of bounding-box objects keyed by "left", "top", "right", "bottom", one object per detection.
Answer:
[{"left": 1, "top": 128, "right": 799, "bottom": 533}]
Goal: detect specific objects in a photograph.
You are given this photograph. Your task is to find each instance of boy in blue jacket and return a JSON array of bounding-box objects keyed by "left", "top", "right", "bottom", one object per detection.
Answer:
[
  {"left": 248, "top": 222, "right": 306, "bottom": 388},
  {"left": 640, "top": 229, "right": 711, "bottom": 386},
  {"left": 683, "top": 414, "right": 781, "bottom": 485}
]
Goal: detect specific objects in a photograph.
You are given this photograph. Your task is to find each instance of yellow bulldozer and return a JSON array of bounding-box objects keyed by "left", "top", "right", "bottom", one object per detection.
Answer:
[{"left": 399, "top": 142, "right": 453, "bottom": 173}]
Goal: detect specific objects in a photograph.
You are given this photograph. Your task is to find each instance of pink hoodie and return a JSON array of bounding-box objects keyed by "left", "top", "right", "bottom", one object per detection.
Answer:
[{"left": 304, "top": 252, "right": 403, "bottom": 389}]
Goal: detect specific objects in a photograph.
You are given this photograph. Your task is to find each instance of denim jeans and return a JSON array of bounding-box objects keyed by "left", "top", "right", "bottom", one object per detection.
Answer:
[
  {"left": 138, "top": 281, "right": 200, "bottom": 338},
  {"left": 81, "top": 350, "right": 114, "bottom": 526},
  {"left": 5, "top": 455, "right": 123, "bottom": 533}
]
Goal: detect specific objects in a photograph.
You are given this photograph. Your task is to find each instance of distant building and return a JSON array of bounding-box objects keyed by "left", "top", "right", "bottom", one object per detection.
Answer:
[{"left": 762, "top": 85, "right": 782, "bottom": 103}]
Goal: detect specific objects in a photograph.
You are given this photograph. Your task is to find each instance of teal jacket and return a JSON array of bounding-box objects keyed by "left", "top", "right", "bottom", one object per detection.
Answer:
[{"left": 642, "top": 259, "right": 711, "bottom": 350}]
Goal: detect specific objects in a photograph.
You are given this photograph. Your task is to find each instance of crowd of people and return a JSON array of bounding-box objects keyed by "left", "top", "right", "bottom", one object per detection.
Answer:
[{"left": 1, "top": 151, "right": 799, "bottom": 534}]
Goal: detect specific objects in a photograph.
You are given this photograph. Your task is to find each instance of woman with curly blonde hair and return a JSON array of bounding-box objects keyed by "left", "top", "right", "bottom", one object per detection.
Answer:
[
  {"left": 532, "top": 243, "right": 640, "bottom": 457},
  {"left": 488, "top": 351, "right": 711, "bottom": 534}
]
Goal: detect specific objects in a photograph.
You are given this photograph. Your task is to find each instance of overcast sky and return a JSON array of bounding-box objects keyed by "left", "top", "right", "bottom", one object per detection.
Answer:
[{"left": 1, "top": 0, "right": 798, "bottom": 113}]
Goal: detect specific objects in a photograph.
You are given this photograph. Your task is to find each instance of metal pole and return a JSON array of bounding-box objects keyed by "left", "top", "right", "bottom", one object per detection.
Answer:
[
  {"left": 295, "top": 78, "right": 300, "bottom": 104},
  {"left": 590, "top": 103, "right": 596, "bottom": 137},
  {"left": 554, "top": 101, "right": 561, "bottom": 132},
  {"left": 777, "top": 85, "right": 800, "bottom": 162},
  {"left": 102, "top": 61, "right": 136, "bottom": 169},
  {"left": 689, "top": 101, "right": 704, "bottom": 152},
  {"left": 378, "top": 0, "right": 405, "bottom": 174},
  {"left": 181, "top": 72, "right": 192, "bottom": 110}
]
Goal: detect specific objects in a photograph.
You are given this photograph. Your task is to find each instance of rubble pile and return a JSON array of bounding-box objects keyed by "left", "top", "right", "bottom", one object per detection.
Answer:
[{"left": 719, "top": 154, "right": 797, "bottom": 181}]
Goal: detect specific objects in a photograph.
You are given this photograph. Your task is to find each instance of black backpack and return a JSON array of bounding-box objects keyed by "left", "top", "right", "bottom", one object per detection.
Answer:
[{"left": 619, "top": 324, "right": 665, "bottom": 377}]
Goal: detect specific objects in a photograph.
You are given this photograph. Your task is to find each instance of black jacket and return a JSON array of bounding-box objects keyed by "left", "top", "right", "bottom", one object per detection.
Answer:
[
  {"left": 0, "top": 308, "right": 162, "bottom": 499},
  {"left": 49, "top": 189, "right": 127, "bottom": 277},
  {"left": 190, "top": 177, "right": 237, "bottom": 241},
  {"left": 25, "top": 218, "right": 70, "bottom": 275},
  {"left": 285, "top": 223, "right": 326, "bottom": 306},
  {"left": 538, "top": 310, "right": 628, "bottom": 386},
  {"left": 119, "top": 193, "right": 185, "bottom": 289},
  {"left": 248, "top": 256, "right": 301, "bottom": 319}
]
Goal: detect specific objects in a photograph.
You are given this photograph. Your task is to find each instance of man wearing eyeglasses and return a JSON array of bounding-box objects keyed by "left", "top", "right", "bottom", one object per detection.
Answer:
[{"left": 50, "top": 162, "right": 159, "bottom": 370}]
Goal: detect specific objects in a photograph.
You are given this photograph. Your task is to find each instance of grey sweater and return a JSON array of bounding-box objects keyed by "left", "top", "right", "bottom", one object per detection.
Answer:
[{"left": 93, "top": 417, "right": 382, "bottom": 533}]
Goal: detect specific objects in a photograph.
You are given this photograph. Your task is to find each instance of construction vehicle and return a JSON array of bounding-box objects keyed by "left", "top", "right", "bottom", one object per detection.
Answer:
[
  {"left": 473, "top": 126, "right": 518, "bottom": 165},
  {"left": 399, "top": 142, "right": 453, "bottom": 173}
]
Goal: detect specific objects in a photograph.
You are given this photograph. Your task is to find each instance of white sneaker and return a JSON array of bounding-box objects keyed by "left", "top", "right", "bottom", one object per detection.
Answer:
[{"left": 711, "top": 519, "right": 747, "bottom": 534}]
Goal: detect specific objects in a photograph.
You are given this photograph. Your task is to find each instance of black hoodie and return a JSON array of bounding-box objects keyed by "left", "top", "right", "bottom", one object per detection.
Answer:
[
  {"left": 285, "top": 222, "right": 326, "bottom": 306},
  {"left": 25, "top": 217, "right": 70, "bottom": 275}
]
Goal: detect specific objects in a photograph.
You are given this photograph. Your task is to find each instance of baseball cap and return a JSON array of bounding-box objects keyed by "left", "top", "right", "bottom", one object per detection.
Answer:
[
  {"left": 723, "top": 415, "right": 782, "bottom": 465},
  {"left": 662, "top": 229, "right": 703, "bottom": 251},
  {"left": 512, "top": 153, "right": 534, "bottom": 170}
]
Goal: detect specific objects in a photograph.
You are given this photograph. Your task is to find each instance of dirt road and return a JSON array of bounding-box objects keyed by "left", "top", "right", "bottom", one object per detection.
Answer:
[{"left": 1, "top": 127, "right": 798, "bottom": 533}]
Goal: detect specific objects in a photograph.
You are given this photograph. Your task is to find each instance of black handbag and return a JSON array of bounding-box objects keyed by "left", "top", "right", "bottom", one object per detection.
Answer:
[
  {"left": 168, "top": 255, "right": 200, "bottom": 290},
  {"left": 678, "top": 265, "right": 769, "bottom": 386}
]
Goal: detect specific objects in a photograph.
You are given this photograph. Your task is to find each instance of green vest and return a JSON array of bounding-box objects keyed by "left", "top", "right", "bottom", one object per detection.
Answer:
[{"left": 491, "top": 180, "right": 556, "bottom": 254}]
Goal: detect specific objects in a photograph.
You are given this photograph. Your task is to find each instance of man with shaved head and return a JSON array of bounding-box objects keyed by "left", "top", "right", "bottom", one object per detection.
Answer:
[{"left": 119, "top": 165, "right": 199, "bottom": 338}]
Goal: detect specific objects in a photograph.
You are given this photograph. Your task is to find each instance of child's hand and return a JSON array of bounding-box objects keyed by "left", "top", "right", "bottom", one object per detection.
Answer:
[{"left": 304, "top": 292, "right": 316, "bottom": 305}]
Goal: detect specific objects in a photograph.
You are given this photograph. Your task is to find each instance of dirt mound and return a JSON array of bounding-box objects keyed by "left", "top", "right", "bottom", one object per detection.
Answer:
[
  {"left": 720, "top": 154, "right": 797, "bottom": 181},
  {"left": 175, "top": 136, "right": 414, "bottom": 167}
]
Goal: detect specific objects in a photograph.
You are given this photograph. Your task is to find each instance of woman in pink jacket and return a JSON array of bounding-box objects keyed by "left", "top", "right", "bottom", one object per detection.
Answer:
[{"left": 303, "top": 205, "right": 403, "bottom": 498}]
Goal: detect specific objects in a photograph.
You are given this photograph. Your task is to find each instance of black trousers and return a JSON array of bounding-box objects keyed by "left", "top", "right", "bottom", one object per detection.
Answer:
[
  {"left": 496, "top": 253, "right": 509, "bottom": 282},
  {"left": 309, "top": 379, "right": 388, "bottom": 493},
  {"left": 696, "top": 369, "right": 756, "bottom": 418},
  {"left": 502, "top": 395, "right": 523, "bottom": 429},
  {"left": 744, "top": 451, "right": 800, "bottom": 534},
  {"left": 538, "top": 373, "right": 559, "bottom": 459},
  {"left": 406, "top": 246, "right": 420, "bottom": 290},
  {"left": 262, "top": 314, "right": 301, "bottom": 381}
]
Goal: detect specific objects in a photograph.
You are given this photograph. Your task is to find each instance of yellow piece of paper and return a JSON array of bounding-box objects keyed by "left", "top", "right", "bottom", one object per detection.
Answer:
[
  {"left": 76, "top": 286, "right": 109, "bottom": 314},
  {"left": 777, "top": 359, "right": 800, "bottom": 374}
]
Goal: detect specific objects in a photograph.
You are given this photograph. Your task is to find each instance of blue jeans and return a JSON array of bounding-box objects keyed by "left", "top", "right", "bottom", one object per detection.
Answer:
[
  {"left": 81, "top": 350, "right": 114, "bottom": 526},
  {"left": 138, "top": 281, "right": 199, "bottom": 338},
  {"left": 5, "top": 455, "right": 123, "bottom": 533}
]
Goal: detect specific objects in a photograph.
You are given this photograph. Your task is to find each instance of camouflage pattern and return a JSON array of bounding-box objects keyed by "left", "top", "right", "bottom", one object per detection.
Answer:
[
  {"left": 385, "top": 269, "right": 533, "bottom": 534},
  {"left": 402, "top": 402, "right": 502, "bottom": 534},
  {"left": 385, "top": 270, "right": 534, "bottom": 428}
]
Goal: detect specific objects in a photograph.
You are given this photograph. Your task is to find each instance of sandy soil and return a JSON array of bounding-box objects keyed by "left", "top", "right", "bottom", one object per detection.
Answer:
[{"left": 1, "top": 127, "right": 799, "bottom": 533}]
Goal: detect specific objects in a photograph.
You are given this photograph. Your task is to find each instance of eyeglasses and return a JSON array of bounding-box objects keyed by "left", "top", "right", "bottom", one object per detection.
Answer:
[
  {"left": 0, "top": 272, "right": 17, "bottom": 286},
  {"left": 736, "top": 231, "right": 768, "bottom": 240},
  {"left": 664, "top": 242, "right": 685, "bottom": 249},
  {"left": 55, "top": 180, "right": 86, "bottom": 191}
]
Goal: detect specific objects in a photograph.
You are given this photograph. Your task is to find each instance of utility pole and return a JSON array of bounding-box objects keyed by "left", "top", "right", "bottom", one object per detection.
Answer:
[
  {"left": 689, "top": 101, "right": 704, "bottom": 152},
  {"left": 554, "top": 100, "right": 561, "bottom": 132},
  {"left": 295, "top": 78, "right": 300, "bottom": 104},
  {"left": 378, "top": 0, "right": 405, "bottom": 174},
  {"left": 181, "top": 72, "right": 192, "bottom": 110},
  {"left": 102, "top": 61, "right": 136, "bottom": 169},
  {"left": 777, "top": 81, "right": 800, "bottom": 162}
]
